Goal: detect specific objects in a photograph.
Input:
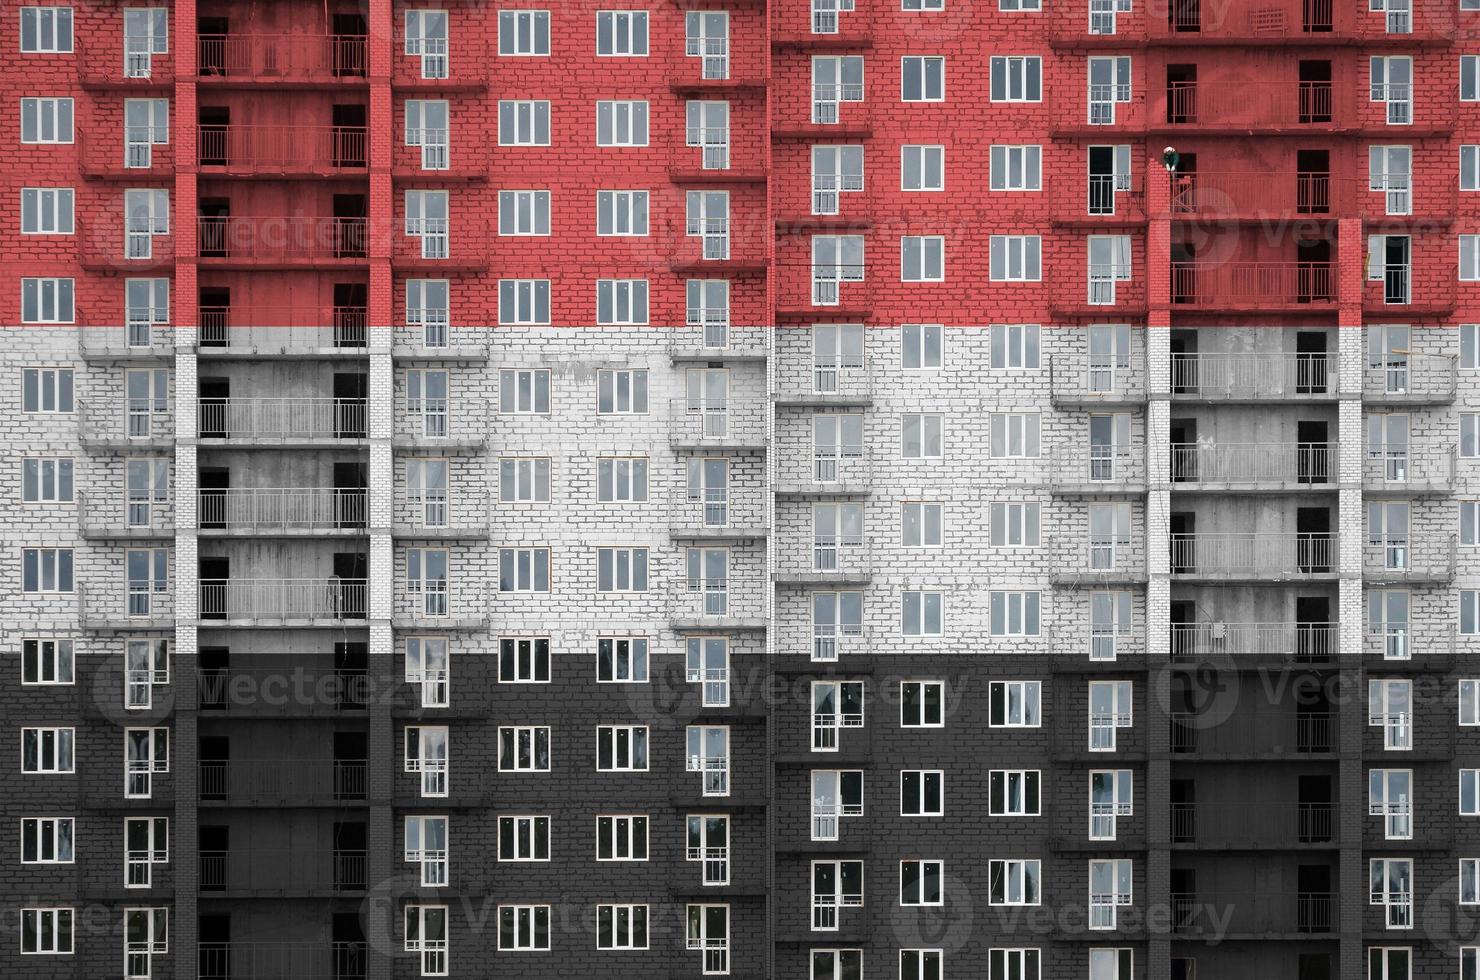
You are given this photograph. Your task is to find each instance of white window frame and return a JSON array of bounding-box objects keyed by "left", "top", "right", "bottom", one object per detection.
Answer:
[
  {"left": 988, "top": 859, "right": 1041, "bottom": 906},
  {"left": 900, "top": 769, "right": 944, "bottom": 816},
  {"left": 19, "top": 7, "right": 73, "bottom": 53},
  {"left": 901, "top": 145, "right": 944, "bottom": 191},
  {"left": 21, "top": 637, "right": 73, "bottom": 685},
  {"left": 498, "top": 725, "right": 551, "bottom": 772},
  {"left": 596, "top": 100, "right": 649, "bottom": 146},
  {"left": 497, "top": 814, "right": 550, "bottom": 862},
  {"left": 19, "top": 97, "right": 73, "bottom": 143},
  {"left": 988, "top": 769, "right": 1041, "bottom": 816},
  {"left": 597, "top": 814, "right": 649, "bottom": 861},
  {"left": 989, "top": 680, "right": 1041, "bottom": 727},
  {"left": 20, "top": 816, "right": 73, "bottom": 864},
  {"left": 497, "top": 9, "right": 550, "bottom": 56},
  {"left": 20, "top": 188, "right": 73, "bottom": 235},
  {"left": 597, "top": 724, "right": 650, "bottom": 771}
]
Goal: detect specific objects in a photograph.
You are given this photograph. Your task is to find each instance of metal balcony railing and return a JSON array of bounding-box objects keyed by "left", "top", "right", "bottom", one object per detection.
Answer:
[
  {"left": 777, "top": 625, "right": 870, "bottom": 662},
  {"left": 76, "top": 491, "right": 175, "bottom": 537},
  {"left": 1049, "top": 624, "right": 1146, "bottom": 661},
  {"left": 198, "top": 578, "right": 368, "bottom": 621},
  {"left": 198, "top": 398, "right": 367, "bottom": 441},
  {"left": 1170, "top": 622, "right": 1339, "bottom": 662},
  {"left": 668, "top": 576, "right": 766, "bottom": 623},
  {"left": 667, "top": 322, "right": 765, "bottom": 359},
  {"left": 198, "top": 489, "right": 367, "bottom": 532},
  {"left": 1364, "top": 443, "right": 1456, "bottom": 490},
  {"left": 667, "top": 485, "right": 767, "bottom": 533},
  {"left": 1362, "top": 534, "right": 1456, "bottom": 581},
  {"left": 1164, "top": 80, "right": 1334, "bottom": 126},
  {"left": 197, "top": 308, "right": 368, "bottom": 350},
  {"left": 1169, "top": 352, "right": 1338, "bottom": 399},
  {"left": 78, "top": 398, "right": 175, "bottom": 444},
  {"left": 1049, "top": 538, "right": 1147, "bottom": 582},
  {"left": 198, "top": 759, "right": 367, "bottom": 803},
  {"left": 199, "top": 848, "right": 367, "bottom": 892},
  {"left": 393, "top": 583, "right": 486, "bottom": 624},
  {"left": 399, "top": 490, "right": 491, "bottom": 534},
  {"left": 1171, "top": 262, "right": 1334, "bottom": 306},
  {"left": 1048, "top": 354, "right": 1147, "bottom": 404},
  {"left": 394, "top": 397, "right": 486, "bottom": 445},
  {"left": 1170, "top": 711, "right": 1336, "bottom": 754},
  {"left": 76, "top": 324, "right": 176, "bottom": 357},
  {"left": 783, "top": 448, "right": 872, "bottom": 491},
  {"left": 1159, "top": 0, "right": 1337, "bottom": 33},
  {"left": 1170, "top": 800, "right": 1336, "bottom": 846},
  {"left": 1169, "top": 533, "right": 1337, "bottom": 578},
  {"left": 1169, "top": 171, "right": 1339, "bottom": 216},
  {"left": 198, "top": 125, "right": 367, "bottom": 172},
  {"left": 777, "top": 537, "right": 871, "bottom": 579},
  {"left": 198, "top": 216, "right": 368, "bottom": 263},
  {"left": 668, "top": 398, "right": 766, "bottom": 446},
  {"left": 1172, "top": 891, "right": 1335, "bottom": 935},
  {"left": 78, "top": 583, "right": 175, "bottom": 625},
  {"left": 198, "top": 941, "right": 367, "bottom": 980},
  {"left": 1169, "top": 442, "right": 1336, "bottom": 486},
  {"left": 1047, "top": 444, "right": 1145, "bottom": 489},
  {"left": 197, "top": 667, "right": 369, "bottom": 713},
  {"left": 1363, "top": 354, "right": 1458, "bottom": 401},
  {"left": 197, "top": 33, "right": 368, "bottom": 82}
]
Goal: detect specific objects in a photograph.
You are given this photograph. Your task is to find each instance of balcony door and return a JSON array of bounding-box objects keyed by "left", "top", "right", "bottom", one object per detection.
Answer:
[{"left": 199, "top": 556, "right": 229, "bottom": 619}]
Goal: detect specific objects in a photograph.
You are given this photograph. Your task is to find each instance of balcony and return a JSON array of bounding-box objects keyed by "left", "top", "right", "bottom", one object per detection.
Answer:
[
  {"left": 668, "top": 485, "right": 768, "bottom": 540},
  {"left": 775, "top": 625, "right": 871, "bottom": 663},
  {"left": 198, "top": 216, "right": 367, "bottom": 268},
  {"left": 1052, "top": 174, "right": 1146, "bottom": 226},
  {"left": 1170, "top": 622, "right": 1339, "bottom": 665},
  {"left": 1170, "top": 710, "right": 1336, "bottom": 755},
  {"left": 198, "top": 398, "right": 368, "bottom": 445},
  {"left": 1049, "top": 538, "right": 1148, "bottom": 585},
  {"left": 1169, "top": 533, "right": 1337, "bottom": 580},
  {"left": 396, "top": 492, "right": 491, "bottom": 540},
  {"left": 76, "top": 39, "right": 175, "bottom": 89},
  {"left": 1049, "top": 625, "right": 1146, "bottom": 664},
  {"left": 667, "top": 323, "right": 768, "bottom": 363},
  {"left": 199, "top": 941, "right": 367, "bottom": 980},
  {"left": 78, "top": 584, "right": 175, "bottom": 630},
  {"left": 1167, "top": 171, "right": 1343, "bottom": 218},
  {"left": 1158, "top": 80, "right": 1336, "bottom": 130},
  {"left": 669, "top": 398, "right": 767, "bottom": 449},
  {"left": 775, "top": 538, "right": 871, "bottom": 585},
  {"left": 393, "top": 584, "right": 488, "bottom": 630},
  {"left": 1169, "top": 442, "right": 1337, "bottom": 490},
  {"left": 78, "top": 129, "right": 176, "bottom": 179},
  {"left": 393, "top": 398, "right": 487, "bottom": 449},
  {"left": 1049, "top": 355, "right": 1148, "bottom": 407},
  {"left": 392, "top": 324, "right": 490, "bottom": 362},
  {"left": 198, "top": 759, "right": 367, "bottom": 805},
  {"left": 1172, "top": 891, "right": 1335, "bottom": 937},
  {"left": 198, "top": 578, "right": 369, "bottom": 625},
  {"left": 78, "top": 219, "right": 176, "bottom": 273},
  {"left": 776, "top": 449, "right": 873, "bottom": 496},
  {"left": 198, "top": 489, "right": 367, "bottom": 536},
  {"left": 198, "top": 125, "right": 367, "bottom": 176},
  {"left": 1169, "top": 353, "right": 1339, "bottom": 400},
  {"left": 1363, "top": 444, "right": 1455, "bottom": 494},
  {"left": 77, "top": 492, "right": 174, "bottom": 540},
  {"left": 197, "top": 34, "right": 368, "bottom": 86},
  {"left": 668, "top": 576, "right": 767, "bottom": 629},
  {"left": 79, "top": 398, "right": 175, "bottom": 448},
  {"left": 1170, "top": 262, "right": 1335, "bottom": 310},
  {"left": 1170, "top": 801, "right": 1337, "bottom": 847},
  {"left": 197, "top": 311, "right": 370, "bottom": 357},
  {"left": 1364, "top": 354, "right": 1457, "bottom": 404},
  {"left": 198, "top": 666, "right": 369, "bottom": 715},
  {"left": 1364, "top": 623, "right": 1455, "bottom": 665},
  {"left": 774, "top": 361, "right": 871, "bottom": 407},
  {"left": 392, "top": 219, "right": 492, "bottom": 273},
  {"left": 1363, "top": 534, "right": 1456, "bottom": 583},
  {"left": 76, "top": 325, "right": 175, "bottom": 360},
  {"left": 1150, "top": 0, "right": 1345, "bottom": 40},
  {"left": 199, "top": 848, "right": 367, "bottom": 894},
  {"left": 1047, "top": 445, "right": 1146, "bottom": 494}
]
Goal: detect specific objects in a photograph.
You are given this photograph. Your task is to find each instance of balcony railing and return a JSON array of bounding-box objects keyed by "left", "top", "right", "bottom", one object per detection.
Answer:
[
  {"left": 1164, "top": 80, "right": 1334, "bottom": 127},
  {"left": 668, "top": 577, "right": 766, "bottom": 624},
  {"left": 198, "top": 398, "right": 368, "bottom": 442},
  {"left": 1363, "top": 534, "right": 1456, "bottom": 581},
  {"left": 1170, "top": 353, "right": 1337, "bottom": 399},
  {"left": 1171, "top": 622, "right": 1339, "bottom": 663},
  {"left": 1050, "top": 624, "right": 1146, "bottom": 662},
  {"left": 1172, "top": 891, "right": 1335, "bottom": 935},
  {"left": 1169, "top": 171, "right": 1338, "bottom": 216},
  {"left": 1049, "top": 354, "right": 1147, "bottom": 405},
  {"left": 1363, "top": 354, "right": 1458, "bottom": 402},
  {"left": 667, "top": 485, "right": 768, "bottom": 534},
  {"left": 1169, "top": 442, "right": 1336, "bottom": 486},
  {"left": 197, "top": 34, "right": 368, "bottom": 83},
  {"left": 1171, "top": 262, "right": 1334, "bottom": 307},
  {"left": 198, "top": 489, "right": 367, "bottom": 532},
  {"left": 198, "top": 125, "right": 367, "bottom": 173},
  {"left": 1049, "top": 538, "right": 1147, "bottom": 583},
  {"left": 1364, "top": 443, "right": 1455, "bottom": 491},
  {"left": 199, "top": 941, "right": 367, "bottom": 980},
  {"left": 198, "top": 759, "right": 367, "bottom": 803},
  {"left": 1171, "top": 711, "right": 1336, "bottom": 754},
  {"left": 197, "top": 310, "right": 369, "bottom": 352},
  {"left": 199, "top": 848, "right": 367, "bottom": 892},
  {"left": 669, "top": 398, "right": 766, "bottom": 447},
  {"left": 1047, "top": 444, "right": 1145, "bottom": 490},
  {"left": 198, "top": 578, "right": 369, "bottom": 621},
  {"left": 1158, "top": 0, "right": 1338, "bottom": 35},
  {"left": 198, "top": 666, "right": 369, "bottom": 713},
  {"left": 780, "top": 448, "right": 872, "bottom": 493},
  {"left": 77, "top": 491, "right": 175, "bottom": 538},
  {"left": 78, "top": 583, "right": 175, "bottom": 626},
  {"left": 777, "top": 537, "right": 872, "bottom": 580},
  {"left": 774, "top": 360, "right": 871, "bottom": 402},
  {"left": 393, "top": 583, "right": 487, "bottom": 625},
  {"left": 1171, "top": 800, "right": 1336, "bottom": 845},
  {"left": 667, "top": 323, "right": 767, "bottom": 360},
  {"left": 1170, "top": 533, "right": 1337, "bottom": 578},
  {"left": 776, "top": 625, "right": 870, "bottom": 662},
  {"left": 78, "top": 398, "right": 175, "bottom": 445},
  {"left": 198, "top": 216, "right": 367, "bottom": 264},
  {"left": 75, "top": 324, "right": 175, "bottom": 358}
]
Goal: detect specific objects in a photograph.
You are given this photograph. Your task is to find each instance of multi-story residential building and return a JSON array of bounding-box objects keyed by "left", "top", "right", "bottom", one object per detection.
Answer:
[{"left": 4, "top": 1, "right": 1480, "bottom": 979}]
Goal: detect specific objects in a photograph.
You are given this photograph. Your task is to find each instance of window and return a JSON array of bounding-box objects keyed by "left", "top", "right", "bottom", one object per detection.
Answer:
[
  {"left": 989, "top": 770, "right": 1041, "bottom": 816},
  {"left": 1369, "top": 678, "right": 1412, "bottom": 750},
  {"left": 21, "top": 817, "right": 73, "bottom": 864},
  {"left": 901, "top": 950, "right": 942, "bottom": 980},
  {"left": 125, "top": 278, "right": 170, "bottom": 347},
  {"left": 1464, "top": 590, "right": 1480, "bottom": 635},
  {"left": 122, "top": 9, "right": 167, "bottom": 77},
  {"left": 901, "top": 56, "right": 945, "bottom": 101},
  {"left": 597, "top": 814, "right": 649, "bottom": 860},
  {"left": 813, "top": 769, "right": 864, "bottom": 839},
  {"left": 1370, "top": 145, "right": 1412, "bottom": 215},
  {"left": 20, "top": 188, "right": 73, "bottom": 234},
  {"left": 124, "top": 913, "right": 166, "bottom": 980},
  {"left": 902, "top": 413, "right": 943, "bottom": 458},
  {"left": 125, "top": 459, "right": 167, "bottom": 528},
  {"left": 688, "top": 280, "right": 730, "bottom": 338},
  {"left": 1462, "top": 236, "right": 1480, "bottom": 281},
  {"left": 687, "top": 190, "right": 730, "bottom": 259},
  {"left": 812, "top": 859, "right": 865, "bottom": 929},
  {"left": 498, "top": 100, "right": 551, "bottom": 145},
  {"left": 499, "top": 637, "right": 550, "bottom": 683},
  {"left": 498, "top": 190, "right": 550, "bottom": 236},
  {"left": 598, "top": 725, "right": 649, "bottom": 770},
  {"left": 1463, "top": 859, "right": 1480, "bottom": 904},
  {"left": 1370, "top": 56, "right": 1412, "bottom": 125},
  {"left": 1090, "top": 769, "right": 1134, "bottom": 839},
  {"left": 1089, "top": 680, "right": 1133, "bottom": 750},
  {"left": 597, "top": 369, "right": 648, "bottom": 413},
  {"left": 990, "top": 502, "right": 1040, "bottom": 547},
  {"left": 1087, "top": 56, "right": 1132, "bottom": 124},
  {"left": 1463, "top": 680, "right": 1480, "bottom": 726},
  {"left": 22, "top": 727, "right": 73, "bottom": 773},
  {"left": 990, "top": 950, "right": 1041, "bottom": 980},
  {"left": 498, "top": 547, "right": 550, "bottom": 592},
  {"left": 902, "top": 590, "right": 943, "bottom": 636},
  {"left": 499, "top": 368, "right": 551, "bottom": 414},
  {"left": 404, "top": 725, "right": 449, "bottom": 797},
  {"left": 20, "top": 458, "right": 71, "bottom": 504},
  {"left": 404, "top": 636, "right": 450, "bottom": 708},
  {"left": 124, "top": 98, "right": 168, "bottom": 168},
  {"left": 498, "top": 726, "right": 551, "bottom": 772},
  {"left": 1466, "top": 769, "right": 1480, "bottom": 815},
  {"left": 990, "top": 413, "right": 1040, "bottom": 458},
  {"left": 687, "top": 725, "right": 730, "bottom": 795},
  {"left": 1370, "top": 768, "right": 1413, "bottom": 839},
  {"left": 900, "top": 680, "right": 944, "bottom": 727},
  {"left": 404, "top": 905, "right": 448, "bottom": 976},
  {"left": 812, "top": 234, "right": 865, "bottom": 304},
  {"left": 902, "top": 502, "right": 943, "bottom": 548},
  {"left": 1089, "top": 859, "right": 1132, "bottom": 929},
  {"left": 597, "top": 547, "right": 648, "bottom": 592},
  {"left": 598, "top": 10, "right": 649, "bottom": 55},
  {"left": 20, "top": 7, "right": 72, "bottom": 52},
  {"left": 406, "top": 458, "right": 449, "bottom": 528},
  {"left": 815, "top": 949, "right": 864, "bottom": 980},
  {"left": 812, "top": 145, "right": 864, "bottom": 214},
  {"left": 989, "top": 145, "right": 1041, "bottom": 191},
  {"left": 687, "top": 637, "right": 729, "bottom": 706},
  {"left": 902, "top": 236, "right": 945, "bottom": 282},
  {"left": 404, "top": 9, "right": 449, "bottom": 78},
  {"left": 598, "top": 190, "right": 649, "bottom": 235},
  {"left": 812, "top": 680, "right": 864, "bottom": 750},
  {"left": 20, "top": 907, "right": 72, "bottom": 954},
  {"left": 1369, "top": 948, "right": 1411, "bottom": 980},
  {"left": 406, "top": 279, "right": 449, "bottom": 346},
  {"left": 406, "top": 548, "right": 450, "bottom": 617},
  {"left": 1089, "top": 591, "right": 1134, "bottom": 662},
  {"left": 902, "top": 324, "right": 942, "bottom": 369},
  {"left": 124, "top": 727, "right": 168, "bottom": 798},
  {"left": 990, "top": 681, "right": 1041, "bottom": 727},
  {"left": 989, "top": 591, "right": 1041, "bottom": 636},
  {"left": 22, "top": 548, "right": 73, "bottom": 593},
  {"left": 405, "top": 99, "right": 449, "bottom": 170},
  {"left": 687, "top": 904, "right": 729, "bottom": 974},
  {"left": 1465, "top": 948, "right": 1479, "bottom": 980},
  {"left": 498, "top": 279, "right": 551, "bottom": 325},
  {"left": 20, "top": 97, "right": 73, "bottom": 143},
  {"left": 124, "top": 817, "right": 167, "bottom": 888},
  {"left": 124, "top": 547, "right": 168, "bottom": 617},
  {"left": 1088, "top": 235, "right": 1133, "bottom": 304},
  {"left": 597, "top": 100, "right": 649, "bottom": 145},
  {"left": 597, "top": 457, "right": 648, "bottom": 502},
  {"left": 684, "top": 11, "right": 727, "bottom": 78},
  {"left": 991, "top": 323, "right": 1041, "bottom": 370},
  {"left": 687, "top": 100, "right": 730, "bottom": 169},
  {"left": 899, "top": 859, "right": 942, "bottom": 907},
  {"left": 1090, "top": 948, "right": 1134, "bottom": 980},
  {"left": 989, "top": 235, "right": 1042, "bottom": 281},
  {"left": 904, "top": 0, "right": 945, "bottom": 9},
  {"left": 989, "top": 859, "right": 1041, "bottom": 905},
  {"left": 22, "top": 638, "right": 73, "bottom": 685},
  {"left": 813, "top": 56, "right": 865, "bottom": 124},
  {"left": 405, "top": 815, "right": 449, "bottom": 885},
  {"left": 902, "top": 145, "right": 944, "bottom": 191},
  {"left": 597, "top": 904, "right": 649, "bottom": 950},
  {"left": 497, "top": 814, "right": 550, "bottom": 861},
  {"left": 124, "top": 638, "right": 169, "bottom": 710},
  {"left": 21, "top": 279, "right": 74, "bottom": 324},
  {"left": 405, "top": 189, "right": 448, "bottom": 259},
  {"left": 593, "top": 637, "right": 647, "bottom": 685},
  {"left": 498, "top": 457, "right": 549, "bottom": 505},
  {"left": 1466, "top": 55, "right": 1480, "bottom": 100},
  {"left": 989, "top": 56, "right": 1042, "bottom": 101},
  {"left": 1465, "top": 147, "right": 1480, "bottom": 192},
  {"left": 498, "top": 10, "right": 550, "bottom": 55},
  {"left": 1370, "top": 857, "right": 1414, "bottom": 927},
  {"left": 901, "top": 769, "right": 944, "bottom": 816}
]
